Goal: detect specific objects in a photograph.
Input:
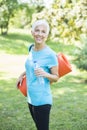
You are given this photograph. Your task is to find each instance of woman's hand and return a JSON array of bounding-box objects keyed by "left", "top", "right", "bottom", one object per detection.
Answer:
[
  {"left": 34, "top": 68, "right": 47, "bottom": 77},
  {"left": 16, "top": 71, "right": 26, "bottom": 89},
  {"left": 34, "top": 66, "right": 59, "bottom": 83},
  {"left": 16, "top": 76, "right": 23, "bottom": 89}
]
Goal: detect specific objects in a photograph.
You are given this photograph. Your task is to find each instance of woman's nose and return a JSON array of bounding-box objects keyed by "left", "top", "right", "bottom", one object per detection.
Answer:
[{"left": 38, "top": 31, "right": 42, "bottom": 36}]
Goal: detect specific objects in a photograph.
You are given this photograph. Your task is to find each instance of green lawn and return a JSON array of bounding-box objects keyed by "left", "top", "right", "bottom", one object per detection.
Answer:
[
  {"left": 0, "top": 28, "right": 75, "bottom": 55},
  {"left": 0, "top": 29, "right": 87, "bottom": 130}
]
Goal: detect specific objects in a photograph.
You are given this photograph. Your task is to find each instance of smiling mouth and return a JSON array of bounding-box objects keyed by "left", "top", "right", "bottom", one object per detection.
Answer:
[{"left": 36, "top": 37, "right": 42, "bottom": 41}]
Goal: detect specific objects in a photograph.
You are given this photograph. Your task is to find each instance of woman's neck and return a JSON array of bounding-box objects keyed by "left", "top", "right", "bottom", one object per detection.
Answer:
[{"left": 34, "top": 43, "right": 46, "bottom": 51}]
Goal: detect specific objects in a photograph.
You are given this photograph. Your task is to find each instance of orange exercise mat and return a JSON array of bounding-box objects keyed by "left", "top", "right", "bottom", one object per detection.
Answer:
[{"left": 58, "top": 53, "right": 72, "bottom": 77}]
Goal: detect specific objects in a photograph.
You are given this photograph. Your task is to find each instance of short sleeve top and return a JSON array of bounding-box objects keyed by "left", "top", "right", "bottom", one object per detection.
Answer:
[{"left": 25, "top": 46, "right": 58, "bottom": 106}]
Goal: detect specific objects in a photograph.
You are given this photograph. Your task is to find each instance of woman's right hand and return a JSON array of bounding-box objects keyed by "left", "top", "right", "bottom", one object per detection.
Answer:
[
  {"left": 16, "top": 71, "right": 26, "bottom": 89},
  {"left": 16, "top": 76, "right": 23, "bottom": 89}
]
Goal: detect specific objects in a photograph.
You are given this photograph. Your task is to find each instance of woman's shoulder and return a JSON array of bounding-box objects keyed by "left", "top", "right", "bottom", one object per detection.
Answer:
[{"left": 46, "top": 46, "right": 56, "bottom": 55}]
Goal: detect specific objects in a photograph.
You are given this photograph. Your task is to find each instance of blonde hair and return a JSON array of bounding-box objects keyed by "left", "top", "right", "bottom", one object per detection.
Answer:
[{"left": 32, "top": 19, "right": 50, "bottom": 35}]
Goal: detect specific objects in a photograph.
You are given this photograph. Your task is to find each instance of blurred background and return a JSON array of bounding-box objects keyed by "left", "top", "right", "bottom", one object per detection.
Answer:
[{"left": 0, "top": 0, "right": 87, "bottom": 130}]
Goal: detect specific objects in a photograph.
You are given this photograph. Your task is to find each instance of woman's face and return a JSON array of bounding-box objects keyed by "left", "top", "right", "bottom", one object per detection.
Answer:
[{"left": 32, "top": 24, "right": 48, "bottom": 44}]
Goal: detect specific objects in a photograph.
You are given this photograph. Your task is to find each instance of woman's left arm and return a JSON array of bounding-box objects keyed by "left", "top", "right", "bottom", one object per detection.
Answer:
[{"left": 46, "top": 66, "right": 59, "bottom": 82}]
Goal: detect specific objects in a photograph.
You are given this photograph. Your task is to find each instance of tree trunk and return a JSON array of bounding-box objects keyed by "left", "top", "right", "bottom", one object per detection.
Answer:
[{"left": 0, "top": 17, "right": 9, "bottom": 35}]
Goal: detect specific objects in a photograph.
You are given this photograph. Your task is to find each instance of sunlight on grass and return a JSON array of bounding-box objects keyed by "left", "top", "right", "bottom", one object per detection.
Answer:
[
  {"left": 0, "top": 29, "right": 34, "bottom": 55},
  {"left": 53, "top": 87, "right": 76, "bottom": 96},
  {"left": 0, "top": 53, "right": 27, "bottom": 79}
]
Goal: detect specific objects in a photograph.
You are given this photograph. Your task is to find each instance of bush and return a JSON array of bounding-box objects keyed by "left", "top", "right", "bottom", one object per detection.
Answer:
[{"left": 75, "top": 38, "right": 87, "bottom": 71}]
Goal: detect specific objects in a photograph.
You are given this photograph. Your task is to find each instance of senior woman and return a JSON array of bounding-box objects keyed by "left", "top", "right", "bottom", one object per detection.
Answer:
[{"left": 17, "top": 19, "right": 59, "bottom": 130}]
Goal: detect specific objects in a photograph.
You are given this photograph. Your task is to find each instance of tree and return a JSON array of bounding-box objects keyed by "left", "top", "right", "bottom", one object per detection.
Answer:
[
  {"left": 10, "top": 1, "right": 45, "bottom": 29},
  {"left": 31, "top": 0, "right": 87, "bottom": 44},
  {"left": 0, "top": 0, "right": 18, "bottom": 35}
]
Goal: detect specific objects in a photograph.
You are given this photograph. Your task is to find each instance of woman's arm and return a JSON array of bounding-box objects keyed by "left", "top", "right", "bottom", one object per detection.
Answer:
[{"left": 46, "top": 66, "right": 59, "bottom": 82}]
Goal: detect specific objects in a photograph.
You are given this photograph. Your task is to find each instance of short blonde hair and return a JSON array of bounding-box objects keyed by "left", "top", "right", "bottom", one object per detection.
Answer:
[{"left": 32, "top": 19, "right": 50, "bottom": 35}]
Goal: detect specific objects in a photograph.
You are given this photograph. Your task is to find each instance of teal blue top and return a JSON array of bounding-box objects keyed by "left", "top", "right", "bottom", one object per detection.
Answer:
[{"left": 25, "top": 46, "right": 58, "bottom": 106}]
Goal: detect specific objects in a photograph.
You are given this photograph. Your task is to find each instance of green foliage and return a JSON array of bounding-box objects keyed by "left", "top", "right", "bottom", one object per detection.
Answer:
[
  {"left": 32, "top": 0, "right": 87, "bottom": 44},
  {"left": 10, "top": 1, "right": 45, "bottom": 29},
  {"left": 10, "top": 4, "right": 36, "bottom": 29},
  {"left": 0, "top": 0, "right": 18, "bottom": 35},
  {"left": 75, "top": 37, "right": 87, "bottom": 71},
  {"left": 0, "top": 0, "right": 87, "bottom": 46}
]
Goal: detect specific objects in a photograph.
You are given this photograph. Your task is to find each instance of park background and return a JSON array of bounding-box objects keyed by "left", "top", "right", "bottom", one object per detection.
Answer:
[{"left": 0, "top": 0, "right": 87, "bottom": 130}]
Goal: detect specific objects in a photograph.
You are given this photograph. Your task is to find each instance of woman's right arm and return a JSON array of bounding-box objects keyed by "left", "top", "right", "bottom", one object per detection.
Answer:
[{"left": 16, "top": 71, "right": 26, "bottom": 88}]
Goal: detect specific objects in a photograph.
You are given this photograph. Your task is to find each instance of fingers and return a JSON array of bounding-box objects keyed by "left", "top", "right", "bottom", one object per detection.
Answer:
[
  {"left": 16, "top": 80, "right": 20, "bottom": 89},
  {"left": 34, "top": 68, "right": 46, "bottom": 77},
  {"left": 16, "top": 76, "right": 23, "bottom": 88}
]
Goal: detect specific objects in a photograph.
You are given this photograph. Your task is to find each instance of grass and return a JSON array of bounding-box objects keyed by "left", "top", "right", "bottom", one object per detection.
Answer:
[
  {"left": 0, "top": 29, "right": 87, "bottom": 130},
  {"left": 0, "top": 28, "right": 34, "bottom": 55},
  {"left": 51, "top": 74, "right": 87, "bottom": 130},
  {"left": 0, "top": 73, "right": 87, "bottom": 130}
]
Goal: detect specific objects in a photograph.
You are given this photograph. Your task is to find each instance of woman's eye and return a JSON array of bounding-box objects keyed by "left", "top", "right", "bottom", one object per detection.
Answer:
[
  {"left": 35, "top": 29, "right": 39, "bottom": 32},
  {"left": 42, "top": 31, "right": 46, "bottom": 33},
  {"left": 35, "top": 29, "right": 46, "bottom": 34}
]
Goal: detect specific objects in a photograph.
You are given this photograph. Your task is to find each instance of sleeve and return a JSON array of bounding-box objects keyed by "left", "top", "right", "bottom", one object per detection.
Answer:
[{"left": 48, "top": 52, "right": 58, "bottom": 69}]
